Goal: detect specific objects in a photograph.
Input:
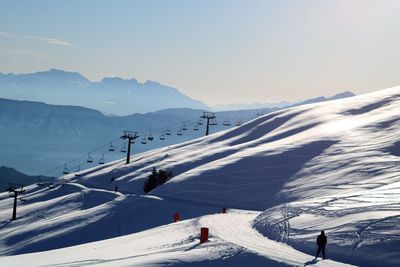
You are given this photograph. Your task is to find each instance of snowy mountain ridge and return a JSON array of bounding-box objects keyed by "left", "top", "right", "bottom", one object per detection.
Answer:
[
  {"left": 0, "top": 86, "right": 399, "bottom": 266},
  {"left": 0, "top": 69, "right": 209, "bottom": 115}
]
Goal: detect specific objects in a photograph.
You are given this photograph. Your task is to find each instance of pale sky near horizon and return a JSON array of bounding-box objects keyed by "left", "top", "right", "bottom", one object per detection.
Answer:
[{"left": 1, "top": 0, "right": 400, "bottom": 105}]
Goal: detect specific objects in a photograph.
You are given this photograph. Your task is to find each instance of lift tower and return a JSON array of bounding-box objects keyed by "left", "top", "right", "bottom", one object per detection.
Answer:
[
  {"left": 201, "top": 112, "right": 216, "bottom": 136},
  {"left": 121, "top": 131, "right": 139, "bottom": 164},
  {"left": 7, "top": 183, "right": 25, "bottom": 220}
]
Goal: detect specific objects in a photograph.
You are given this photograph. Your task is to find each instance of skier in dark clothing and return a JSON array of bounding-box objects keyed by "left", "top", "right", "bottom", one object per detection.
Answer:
[{"left": 315, "top": 230, "right": 327, "bottom": 259}]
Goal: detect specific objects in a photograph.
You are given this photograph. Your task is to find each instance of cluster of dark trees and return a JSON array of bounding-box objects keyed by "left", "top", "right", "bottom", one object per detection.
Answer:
[{"left": 143, "top": 168, "right": 173, "bottom": 193}]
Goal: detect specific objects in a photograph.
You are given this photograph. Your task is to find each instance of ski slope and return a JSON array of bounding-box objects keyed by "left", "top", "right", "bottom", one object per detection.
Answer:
[
  {"left": 0, "top": 210, "right": 352, "bottom": 267},
  {"left": 0, "top": 86, "right": 399, "bottom": 266},
  {"left": 254, "top": 181, "right": 400, "bottom": 266}
]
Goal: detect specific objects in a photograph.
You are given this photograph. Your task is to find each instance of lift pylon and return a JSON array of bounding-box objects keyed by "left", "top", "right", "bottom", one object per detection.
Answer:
[
  {"left": 200, "top": 112, "right": 216, "bottom": 136},
  {"left": 121, "top": 131, "right": 139, "bottom": 164},
  {"left": 7, "top": 184, "right": 25, "bottom": 220}
]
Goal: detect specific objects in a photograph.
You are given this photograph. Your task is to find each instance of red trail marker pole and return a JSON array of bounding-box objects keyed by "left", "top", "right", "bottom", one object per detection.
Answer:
[
  {"left": 173, "top": 212, "right": 180, "bottom": 222},
  {"left": 200, "top": 227, "right": 209, "bottom": 244}
]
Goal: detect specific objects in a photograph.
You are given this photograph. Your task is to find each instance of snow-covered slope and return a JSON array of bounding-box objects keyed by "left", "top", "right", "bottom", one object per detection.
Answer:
[
  {"left": 0, "top": 86, "right": 399, "bottom": 266},
  {"left": 0, "top": 210, "right": 352, "bottom": 267}
]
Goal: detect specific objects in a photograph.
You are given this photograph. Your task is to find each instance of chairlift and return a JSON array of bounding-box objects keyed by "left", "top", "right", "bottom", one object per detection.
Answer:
[
  {"left": 87, "top": 153, "right": 93, "bottom": 163},
  {"left": 109, "top": 142, "right": 115, "bottom": 151},
  {"left": 121, "top": 144, "right": 127, "bottom": 153},
  {"left": 210, "top": 119, "right": 218, "bottom": 126},
  {"left": 160, "top": 132, "right": 165, "bottom": 140},
  {"left": 37, "top": 176, "right": 43, "bottom": 186},
  {"left": 197, "top": 119, "right": 203, "bottom": 125},
  {"left": 48, "top": 177, "right": 56, "bottom": 189},
  {"left": 148, "top": 132, "right": 154, "bottom": 141},
  {"left": 166, "top": 128, "right": 171, "bottom": 136},
  {"left": 75, "top": 165, "right": 81, "bottom": 177},
  {"left": 235, "top": 119, "right": 242, "bottom": 126},
  {"left": 99, "top": 154, "right": 105, "bottom": 165},
  {"left": 193, "top": 125, "right": 199, "bottom": 131},
  {"left": 182, "top": 122, "right": 188, "bottom": 131},
  {"left": 177, "top": 129, "right": 183, "bottom": 136},
  {"left": 141, "top": 136, "right": 147, "bottom": 144},
  {"left": 222, "top": 119, "right": 231, "bottom": 126},
  {"left": 63, "top": 164, "right": 69, "bottom": 174}
]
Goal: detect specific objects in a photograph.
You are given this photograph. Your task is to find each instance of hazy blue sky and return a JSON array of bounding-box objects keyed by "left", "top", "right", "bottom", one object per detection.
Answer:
[{"left": 1, "top": 0, "right": 400, "bottom": 105}]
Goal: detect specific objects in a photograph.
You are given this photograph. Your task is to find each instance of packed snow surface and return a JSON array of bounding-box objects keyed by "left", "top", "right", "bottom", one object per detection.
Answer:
[
  {"left": 0, "top": 210, "right": 352, "bottom": 266},
  {"left": 1, "top": 86, "right": 399, "bottom": 266}
]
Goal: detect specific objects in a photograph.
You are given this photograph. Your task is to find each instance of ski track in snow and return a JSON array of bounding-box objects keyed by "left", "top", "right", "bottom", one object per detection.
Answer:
[
  {"left": 0, "top": 210, "right": 353, "bottom": 267},
  {"left": 200, "top": 210, "right": 353, "bottom": 267}
]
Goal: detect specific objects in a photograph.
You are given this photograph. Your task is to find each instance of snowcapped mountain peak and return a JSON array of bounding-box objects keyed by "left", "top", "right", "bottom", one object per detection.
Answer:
[
  {"left": 330, "top": 90, "right": 355, "bottom": 99},
  {"left": 100, "top": 76, "right": 139, "bottom": 85},
  {"left": 0, "top": 69, "right": 210, "bottom": 114},
  {"left": 143, "top": 80, "right": 161, "bottom": 86},
  {"left": 36, "top": 68, "right": 89, "bottom": 82}
]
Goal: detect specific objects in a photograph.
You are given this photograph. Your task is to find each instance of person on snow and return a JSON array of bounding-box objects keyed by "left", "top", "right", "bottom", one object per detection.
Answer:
[{"left": 315, "top": 230, "right": 327, "bottom": 260}]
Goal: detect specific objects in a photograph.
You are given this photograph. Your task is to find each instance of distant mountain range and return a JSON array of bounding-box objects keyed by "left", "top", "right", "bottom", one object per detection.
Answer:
[
  {"left": 0, "top": 69, "right": 209, "bottom": 115},
  {"left": 211, "top": 101, "right": 291, "bottom": 111},
  {"left": 0, "top": 68, "right": 356, "bottom": 116},
  {"left": 211, "top": 91, "right": 355, "bottom": 111},
  {"left": 292, "top": 91, "right": 355, "bottom": 106},
  {"left": 0, "top": 166, "right": 53, "bottom": 191},
  {"left": 0, "top": 89, "right": 355, "bottom": 177}
]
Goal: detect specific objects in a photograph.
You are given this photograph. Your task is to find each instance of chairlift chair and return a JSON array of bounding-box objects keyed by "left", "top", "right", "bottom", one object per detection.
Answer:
[
  {"left": 160, "top": 132, "right": 165, "bottom": 140},
  {"left": 37, "top": 177, "right": 43, "bottom": 186},
  {"left": 19, "top": 190, "right": 27, "bottom": 201},
  {"left": 99, "top": 154, "right": 105, "bottom": 165},
  {"left": 148, "top": 132, "right": 154, "bottom": 141},
  {"left": 177, "top": 129, "right": 183, "bottom": 136},
  {"left": 141, "top": 136, "right": 147, "bottom": 144},
  {"left": 166, "top": 128, "right": 171, "bottom": 136},
  {"left": 109, "top": 142, "right": 115, "bottom": 151},
  {"left": 182, "top": 123, "right": 188, "bottom": 131},
  {"left": 222, "top": 119, "right": 231, "bottom": 126},
  {"left": 210, "top": 119, "right": 218, "bottom": 126},
  {"left": 193, "top": 125, "right": 199, "bottom": 131},
  {"left": 87, "top": 153, "right": 93, "bottom": 163},
  {"left": 18, "top": 189, "right": 27, "bottom": 202},
  {"left": 121, "top": 144, "right": 127, "bottom": 153},
  {"left": 235, "top": 119, "right": 242, "bottom": 126},
  {"left": 63, "top": 164, "right": 69, "bottom": 174},
  {"left": 197, "top": 119, "right": 203, "bottom": 125},
  {"left": 48, "top": 177, "right": 56, "bottom": 189},
  {"left": 75, "top": 165, "right": 81, "bottom": 176}
]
